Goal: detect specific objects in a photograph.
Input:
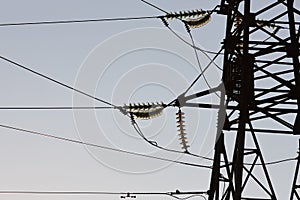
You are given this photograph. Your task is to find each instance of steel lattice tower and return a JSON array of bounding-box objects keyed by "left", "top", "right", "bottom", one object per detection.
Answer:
[
  {"left": 290, "top": 140, "right": 300, "bottom": 200},
  {"left": 207, "top": 0, "right": 300, "bottom": 199}
]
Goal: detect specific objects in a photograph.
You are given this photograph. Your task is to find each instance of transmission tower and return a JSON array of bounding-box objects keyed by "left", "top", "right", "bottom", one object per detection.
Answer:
[
  {"left": 126, "top": 0, "right": 300, "bottom": 198},
  {"left": 205, "top": 0, "right": 300, "bottom": 199},
  {"left": 290, "top": 140, "right": 300, "bottom": 200}
]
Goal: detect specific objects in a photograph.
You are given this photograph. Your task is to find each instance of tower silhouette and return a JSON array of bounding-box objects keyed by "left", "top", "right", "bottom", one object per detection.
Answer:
[{"left": 208, "top": 0, "right": 300, "bottom": 199}]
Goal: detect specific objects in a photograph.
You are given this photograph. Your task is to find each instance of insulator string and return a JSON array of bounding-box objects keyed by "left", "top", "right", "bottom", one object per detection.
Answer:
[
  {"left": 123, "top": 102, "right": 165, "bottom": 120},
  {"left": 176, "top": 109, "right": 189, "bottom": 153}
]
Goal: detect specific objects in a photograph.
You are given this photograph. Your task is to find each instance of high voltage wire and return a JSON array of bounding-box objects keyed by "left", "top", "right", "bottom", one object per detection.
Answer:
[
  {"left": 0, "top": 4, "right": 293, "bottom": 169},
  {"left": 0, "top": 55, "right": 117, "bottom": 108},
  {"left": 182, "top": 48, "right": 223, "bottom": 96},
  {"left": 0, "top": 5, "right": 287, "bottom": 59},
  {"left": 165, "top": 25, "right": 223, "bottom": 67},
  {"left": 0, "top": 8, "right": 222, "bottom": 168},
  {"left": 0, "top": 190, "right": 208, "bottom": 199},
  {"left": 140, "top": 0, "right": 223, "bottom": 62},
  {"left": 0, "top": 16, "right": 159, "bottom": 27},
  {"left": 186, "top": 30, "right": 221, "bottom": 99},
  {"left": 247, "top": 157, "right": 297, "bottom": 166},
  {"left": 122, "top": 101, "right": 297, "bottom": 167},
  {"left": 0, "top": 9, "right": 221, "bottom": 56},
  {"left": 0, "top": 54, "right": 218, "bottom": 166},
  {"left": 130, "top": 118, "right": 214, "bottom": 162},
  {"left": 0, "top": 190, "right": 207, "bottom": 195},
  {"left": 0, "top": 2, "right": 221, "bottom": 167},
  {"left": 0, "top": 106, "right": 114, "bottom": 110},
  {"left": 1, "top": 3, "right": 297, "bottom": 199},
  {"left": 0, "top": 191, "right": 127, "bottom": 195},
  {"left": 186, "top": 28, "right": 212, "bottom": 90},
  {"left": 0, "top": 123, "right": 212, "bottom": 169},
  {"left": 141, "top": 0, "right": 168, "bottom": 14},
  {"left": 130, "top": 110, "right": 297, "bottom": 167},
  {"left": 139, "top": 0, "right": 223, "bottom": 100}
]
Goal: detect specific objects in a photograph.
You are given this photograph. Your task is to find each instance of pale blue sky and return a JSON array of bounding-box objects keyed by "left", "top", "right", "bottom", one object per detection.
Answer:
[{"left": 0, "top": 1, "right": 298, "bottom": 200}]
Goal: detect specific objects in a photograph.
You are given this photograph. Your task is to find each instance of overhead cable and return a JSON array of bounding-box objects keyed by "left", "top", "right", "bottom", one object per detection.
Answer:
[
  {"left": 0, "top": 55, "right": 116, "bottom": 108},
  {"left": 0, "top": 123, "right": 212, "bottom": 169}
]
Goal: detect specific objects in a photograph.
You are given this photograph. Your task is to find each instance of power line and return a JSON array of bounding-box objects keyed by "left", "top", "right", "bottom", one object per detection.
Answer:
[
  {"left": 0, "top": 16, "right": 159, "bottom": 27},
  {"left": 185, "top": 29, "right": 221, "bottom": 99},
  {"left": 0, "top": 6, "right": 222, "bottom": 57},
  {"left": 141, "top": 0, "right": 168, "bottom": 14},
  {"left": 0, "top": 191, "right": 123, "bottom": 195},
  {"left": 0, "top": 123, "right": 212, "bottom": 169},
  {"left": 165, "top": 24, "right": 223, "bottom": 62},
  {"left": 3, "top": 14, "right": 221, "bottom": 56},
  {"left": 141, "top": 0, "right": 223, "bottom": 56},
  {"left": 244, "top": 157, "right": 297, "bottom": 166},
  {"left": 176, "top": 194, "right": 207, "bottom": 200},
  {"left": 139, "top": 0, "right": 223, "bottom": 98},
  {"left": 129, "top": 108, "right": 297, "bottom": 167},
  {"left": 130, "top": 117, "right": 214, "bottom": 162},
  {"left": 0, "top": 190, "right": 208, "bottom": 199},
  {"left": 0, "top": 106, "right": 114, "bottom": 110},
  {"left": 0, "top": 55, "right": 116, "bottom": 108},
  {"left": 127, "top": 108, "right": 296, "bottom": 167},
  {"left": 0, "top": 190, "right": 207, "bottom": 195},
  {"left": 186, "top": 29, "right": 211, "bottom": 89},
  {"left": 182, "top": 48, "right": 223, "bottom": 96}
]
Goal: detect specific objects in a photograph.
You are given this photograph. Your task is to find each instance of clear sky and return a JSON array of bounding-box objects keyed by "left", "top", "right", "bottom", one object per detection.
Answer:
[{"left": 0, "top": 0, "right": 298, "bottom": 200}]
